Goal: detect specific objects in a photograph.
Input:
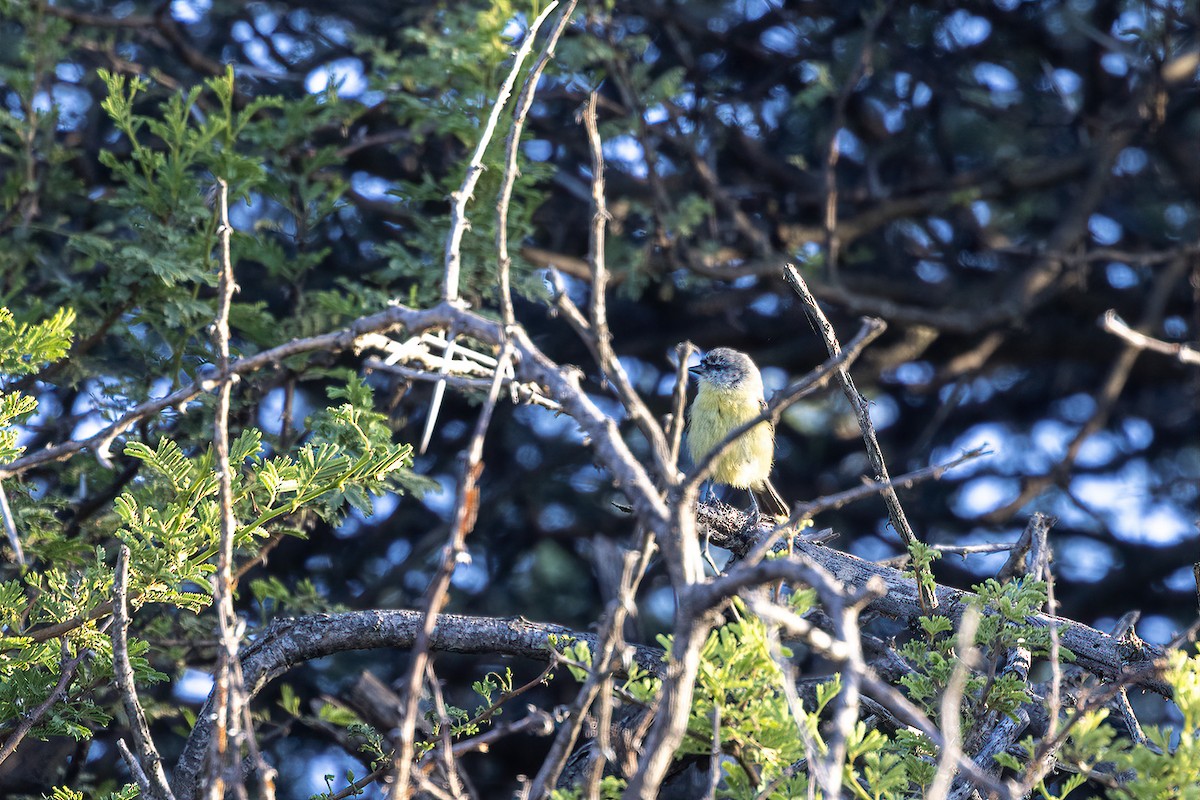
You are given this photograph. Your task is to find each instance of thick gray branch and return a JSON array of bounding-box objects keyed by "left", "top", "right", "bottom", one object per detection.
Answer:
[
  {"left": 172, "top": 610, "right": 664, "bottom": 800},
  {"left": 702, "top": 511, "right": 1171, "bottom": 695}
]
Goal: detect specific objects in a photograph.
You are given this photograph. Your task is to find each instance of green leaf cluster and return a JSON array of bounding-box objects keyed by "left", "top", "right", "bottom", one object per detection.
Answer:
[
  {"left": 112, "top": 379, "right": 416, "bottom": 610},
  {"left": 357, "top": 1, "right": 555, "bottom": 307},
  {"left": 0, "top": 376, "right": 414, "bottom": 752},
  {"left": 560, "top": 599, "right": 933, "bottom": 799},
  {"left": 0, "top": 7, "right": 83, "bottom": 296},
  {"left": 900, "top": 577, "right": 1075, "bottom": 723},
  {"left": 1000, "top": 647, "right": 1200, "bottom": 800},
  {"left": 41, "top": 785, "right": 140, "bottom": 800},
  {"left": 77, "top": 65, "right": 356, "bottom": 366},
  {"left": 0, "top": 306, "right": 74, "bottom": 463},
  {"left": 549, "top": 776, "right": 626, "bottom": 800}
]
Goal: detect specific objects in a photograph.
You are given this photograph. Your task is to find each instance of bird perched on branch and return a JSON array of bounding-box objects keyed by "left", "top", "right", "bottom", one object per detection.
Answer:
[{"left": 687, "top": 347, "right": 790, "bottom": 519}]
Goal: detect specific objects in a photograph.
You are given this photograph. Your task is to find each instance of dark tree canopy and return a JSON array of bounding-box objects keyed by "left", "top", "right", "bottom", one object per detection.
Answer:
[{"left": 0, "top": 0, "right": 1198, "bottom": 797}]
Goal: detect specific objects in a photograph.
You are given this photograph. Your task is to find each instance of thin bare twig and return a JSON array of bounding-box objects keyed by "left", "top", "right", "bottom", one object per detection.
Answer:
[
  {"left": 1114, "top": 685, "right": 1151, "bottom": 750},
  {"left": 424, "top": 662, "right": 466, "bottom": 799},
  {"left": 496, "top": 1, "right": 578, "bottom": 328},
  {"left": 546, "top": 269, "right": 607, "bottom": 374},
  {"left": 451, "top": 708, "right": 557, "bottom": 758},
  {"left": 667, "top": 342, "right": 697, "bottom": 470},
  {"left": 791, "top": 446, "right": 989, "bottom": 521},
  {"left": 927, "top": 607, "right": 982, "bottom": 800},
  {"left": 205, "top": 176, "right": 259, "bottom": 800},
  {"left": 442, "top": 2, "right": 559, "bottom": 304},
  {"left": 932, "top": 541, "right": 1021, "bottom": 557},
  {"left": 391, "top": 343, "right": 514, "bottom": 798},
  {"left": 118, "top": 738, "right": 157, "bottom": 797},
  {"left": 583, "top": 671, "right": 616, "bottom": 800},
  {"left": 704, "top": 704, "right": 721, "bottom": 800},
  {"left": 577, "top": 91, "right": 672, "bottom": 476},
  {"left": 784, "top": 263, "right": 937, "bottom": 612},
  {"left": 420, "top": 1, "right": 562, "bottom": 455},
  {"left": 0, "top": 480, "right": 24, "bottom": 566},
  {"left": 749, "top": 596, "right": 855, "bottom": 662},
  {"left": 527, "top": 544, "right": 655, "bottom": 799},
  {"left": 1043, "top": 546, "right": 1063, "bottom": 745},
  {"left": 112, "top": 544, "right": 176, "bottom": 800},
  {"left": 1101, "top": 309, "right": 1200, "bottom": 365},
  {"left": 277, "top": 375, "right": 295, "bottom": 452},
  {"left": 584, "top": 90, "right": 610, "bottom": 360},
  {"left": 235, "top": 650, "right": 276, "bottom": 798}
]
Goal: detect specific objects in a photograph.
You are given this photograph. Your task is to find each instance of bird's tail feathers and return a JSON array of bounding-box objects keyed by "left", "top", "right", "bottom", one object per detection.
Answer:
[{"left": 751, "top": 480, "right": 790, "bottom": 520}]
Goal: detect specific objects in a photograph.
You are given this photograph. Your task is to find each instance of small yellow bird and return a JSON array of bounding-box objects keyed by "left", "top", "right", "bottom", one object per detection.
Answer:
[{"left": 687, "top": 348, "right": 790, "bottom": 518}]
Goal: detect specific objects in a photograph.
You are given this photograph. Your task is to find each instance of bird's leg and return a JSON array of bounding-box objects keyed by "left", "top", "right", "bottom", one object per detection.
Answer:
[
  {"left": 700, "top": 531, "right": 720, "bottom": 575},
  {"left": 697, "top": 480, "right": 722, "bottom": 574}
]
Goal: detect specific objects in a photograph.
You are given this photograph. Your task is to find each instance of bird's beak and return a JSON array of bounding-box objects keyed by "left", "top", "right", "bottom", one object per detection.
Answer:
[{"left": 688, "top": 365, "right": 703, "bottom": 376}]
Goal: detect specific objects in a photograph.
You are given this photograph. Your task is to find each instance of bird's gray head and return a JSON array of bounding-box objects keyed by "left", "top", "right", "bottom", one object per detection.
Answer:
[{"left": 689, "top": 347, "right": 762, "bottom": 391}]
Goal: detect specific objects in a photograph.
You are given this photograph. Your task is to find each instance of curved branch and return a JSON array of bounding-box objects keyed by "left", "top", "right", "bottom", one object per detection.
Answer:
[{"left": 172, "top": 610, "right": 666, "bottom": 800}]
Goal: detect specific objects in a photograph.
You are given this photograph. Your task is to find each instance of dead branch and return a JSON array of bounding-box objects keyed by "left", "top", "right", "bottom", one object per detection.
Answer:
[
  {"left": 111, "top": 545, "right": 175, "bottom": 800},
  {"left": 785, "top": 263, "right": 938, "bottom": 611}
]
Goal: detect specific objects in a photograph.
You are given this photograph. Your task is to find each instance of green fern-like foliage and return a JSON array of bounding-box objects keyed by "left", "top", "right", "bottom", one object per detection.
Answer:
[
  {"left": 0, "top": 362, "right": 419, "bottom": 750},
  {"left": 899, "top": 577, "right": 1075, "bottom": 726},
  {"left": 549, "top": 776, "right": 627, "bottom": 800},
  {"left": 561, "top": 589, "right": 1200, "bottom": 798},
  {"left": 41, "top": 785, "right": 140, "bottom": 800},
  {"left": 358, "top": 1, "right": 554, "bottom": 308},
  {"left": 0, "top": 306, "right": 74, "bottom": 464},
  {"left": 561, "top": 596, "right": 934, "bottom": 800},
  {"left": 999, "top": 646, "right": 1200, "bottom": 800},
  {"left": 112, "top": 376, "right": 420, "bottom": 611}
]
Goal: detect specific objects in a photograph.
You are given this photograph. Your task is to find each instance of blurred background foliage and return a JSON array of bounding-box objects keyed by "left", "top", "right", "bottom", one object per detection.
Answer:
[{"left": 0, "top": 0, "right": 1197, "bottom": 794}]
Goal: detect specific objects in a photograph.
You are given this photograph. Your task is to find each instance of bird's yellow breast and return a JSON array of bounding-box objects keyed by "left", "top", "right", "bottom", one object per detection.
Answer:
[{"left": 687, "top": 383, "right": 774, "bottom": 490}]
